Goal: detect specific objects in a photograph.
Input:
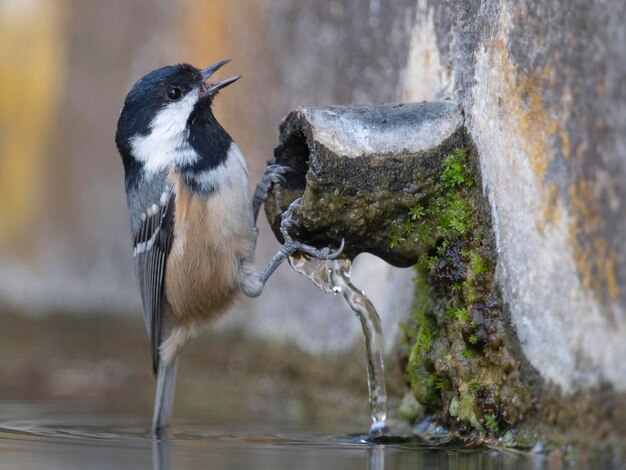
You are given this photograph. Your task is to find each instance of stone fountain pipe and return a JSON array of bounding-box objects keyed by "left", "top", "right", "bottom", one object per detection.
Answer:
[{"left": 264, "top": 102, "right": 467, "bottom": 266}]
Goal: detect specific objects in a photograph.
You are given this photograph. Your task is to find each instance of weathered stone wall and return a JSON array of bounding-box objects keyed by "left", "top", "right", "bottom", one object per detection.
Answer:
[{"left": 404, "top": 0, "right": 626, "bottom": 394}]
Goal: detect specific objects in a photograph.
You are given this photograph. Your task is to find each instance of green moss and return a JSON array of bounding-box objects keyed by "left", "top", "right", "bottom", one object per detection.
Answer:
[
  {"left": 435, "top": 377, "right": 449, "bottom": 391},
  {"left": 397, "top": 392, "right": 423, "bottom": 421},
  {"left": 453, "top": 307, "right": 471, "bottom": 323},
  {"left": 417, "top": 327, "right": 433, "bottom": 352},
  {"left": 408, "top": 357, "right": 441, "bottom": 408},
  {"left": 409, "top": 205, "right": 426, "bottom": 221},
  {"left": 388, "top": 219, "right": 414, "bottom": 250},
  {"left": 485, "top": 414, "right": 499, "bottom": 434},
  {"left": 461, "top": 349, "right": 475, "bottom": 359},
  {"left": 387, "top": 148, "right": 476, "bottom": 252},
  {"left": 441, "top": 148, "right": 474, "bottom": 188},
  {"left": 463, "top": 280, "right": 477, "bottom": 303},
  {"left": 456, "top": 393, "right": 485, "bottom": 432},
  {"left": 468, "top": 251, "right": 488, "bottom": 276},
  {"left": 437, "top": 193, "right": 473, "bottom": 236},
  {"left": 449, "top": 396, "right": 460, "bottom": 417},
  {"left": 396, "top": 147, "right": 533, "bottom": 440}
]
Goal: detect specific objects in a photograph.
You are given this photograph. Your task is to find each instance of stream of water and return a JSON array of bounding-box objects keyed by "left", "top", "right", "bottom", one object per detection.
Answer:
[{"left": 288, "top": 255, "right": 388, "bottom": 436}]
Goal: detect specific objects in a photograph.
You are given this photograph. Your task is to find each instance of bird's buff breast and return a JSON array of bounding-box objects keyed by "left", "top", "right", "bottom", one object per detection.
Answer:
[{"left": 164, "top": 170, "right": 253, "bottom": 325}]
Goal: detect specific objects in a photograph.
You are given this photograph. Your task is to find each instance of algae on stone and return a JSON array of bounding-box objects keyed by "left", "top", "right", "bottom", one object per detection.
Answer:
[{"left": 398, "top": 148, "right": 535, "bottom": 437}]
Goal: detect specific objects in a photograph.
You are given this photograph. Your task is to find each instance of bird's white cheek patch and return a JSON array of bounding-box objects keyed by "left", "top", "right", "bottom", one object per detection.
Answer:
[{"left": 130, "top": 89, "right": 201, "bottom": 175}]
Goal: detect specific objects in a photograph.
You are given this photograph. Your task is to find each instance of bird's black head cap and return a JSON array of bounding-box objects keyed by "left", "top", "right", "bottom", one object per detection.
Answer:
[
  {"left": 116, "top": 64, "right": 200, "bottom": 168},
  {"left": 115, "top": 61, "right": 240, "bottom": 183}
]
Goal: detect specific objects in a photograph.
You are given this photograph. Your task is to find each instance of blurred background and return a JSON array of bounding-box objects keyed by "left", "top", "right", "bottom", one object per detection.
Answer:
[{"left": 0, "top": 0, "right": 416, "bottom": 424}]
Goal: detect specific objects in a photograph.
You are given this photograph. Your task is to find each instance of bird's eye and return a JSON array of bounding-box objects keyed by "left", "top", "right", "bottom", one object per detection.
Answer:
[{"left": 167, "top": 87, "right": 182, "bottom": 100}]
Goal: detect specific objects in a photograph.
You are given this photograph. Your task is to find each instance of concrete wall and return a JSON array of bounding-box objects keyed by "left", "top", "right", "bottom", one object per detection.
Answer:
[{"left": 402, "top": 0, "right": 626, "bottom": 394}]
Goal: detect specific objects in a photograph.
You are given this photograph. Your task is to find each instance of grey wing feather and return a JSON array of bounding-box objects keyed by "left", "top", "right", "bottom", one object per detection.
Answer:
[{"left": 132, "top": 193, "right": 175, "bottom": 374}]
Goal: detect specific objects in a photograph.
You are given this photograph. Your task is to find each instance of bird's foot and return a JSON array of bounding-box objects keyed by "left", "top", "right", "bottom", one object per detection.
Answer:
[
  {"left": 246, "top": 197, "right": 345, "bottom": 295},
  {"left": 252, "top": 163, "right": 292, "bottom": 223},
  {"left": 279, "top": 197, "right": 344, "bottom": 260}
]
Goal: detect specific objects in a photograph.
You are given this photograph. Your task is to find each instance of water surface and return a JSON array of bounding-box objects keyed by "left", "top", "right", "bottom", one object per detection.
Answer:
[{"left": 0, "top": 402, "right": 562, "bottom": 469}]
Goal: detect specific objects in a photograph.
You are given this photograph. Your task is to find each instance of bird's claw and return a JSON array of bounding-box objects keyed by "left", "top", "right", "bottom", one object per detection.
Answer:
[
  {"left": 263, "top": 164, "right": 292, "bottom": 186},
  {"left": 255, "top": 196, "right": 344, "bottom": 289},
  {"left": 285, "top": 238, "right": 345, "bottom": 260},
  {"left": 253, "top": 163, "right": 294, "bottom": 223},
  {"left": 279, "top": 197, "right": 302, "bottom": 237},
  {"left": 280, "top": 197, "right": 345, "bottom": 260}
]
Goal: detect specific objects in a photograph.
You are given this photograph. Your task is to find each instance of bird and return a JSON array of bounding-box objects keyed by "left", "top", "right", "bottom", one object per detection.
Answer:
[{"left": 115, "top": 60, "right": 342, "bottom": 434}]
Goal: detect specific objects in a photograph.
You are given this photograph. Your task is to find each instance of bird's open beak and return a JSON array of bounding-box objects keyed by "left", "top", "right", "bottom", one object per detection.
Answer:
[{"left": 200, "top": 60, "right": 241, "bottom": 97}]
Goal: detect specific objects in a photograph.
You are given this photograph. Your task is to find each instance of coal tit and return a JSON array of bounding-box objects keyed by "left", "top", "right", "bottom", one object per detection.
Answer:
[{"left": 115, "top": 61, "right": 341, "bottom": 434}]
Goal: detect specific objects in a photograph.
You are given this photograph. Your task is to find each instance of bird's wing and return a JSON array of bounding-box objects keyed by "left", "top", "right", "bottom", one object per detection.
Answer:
[{"left": 132, "top": 192, "right": 175, "bottom": 374}]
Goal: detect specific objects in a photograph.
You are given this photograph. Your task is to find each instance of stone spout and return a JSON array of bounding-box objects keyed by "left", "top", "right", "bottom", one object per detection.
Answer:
[{"left": 264, "top": 102, "right": 467, "bottom": 267}]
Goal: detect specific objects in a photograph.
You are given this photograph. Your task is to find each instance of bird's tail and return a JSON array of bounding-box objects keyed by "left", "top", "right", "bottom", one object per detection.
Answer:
[{"left": 152, "top": 357, "right": 179, "bottom": 436}]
